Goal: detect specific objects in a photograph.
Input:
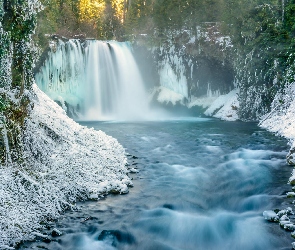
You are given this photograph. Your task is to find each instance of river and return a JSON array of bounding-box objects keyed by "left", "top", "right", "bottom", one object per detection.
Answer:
[{"left": 20, "top": 118, "right": 293, "bottom": 249}]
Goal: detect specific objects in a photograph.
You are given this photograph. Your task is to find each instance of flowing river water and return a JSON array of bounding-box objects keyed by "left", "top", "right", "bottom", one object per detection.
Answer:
[{"left": 20, "top": 118, "right": 294, "bottom": 249}]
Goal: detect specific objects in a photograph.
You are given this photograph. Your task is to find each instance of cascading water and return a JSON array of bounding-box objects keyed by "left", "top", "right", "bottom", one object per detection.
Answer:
[{"left": 35, "top": 40, "right": 149, "bottom": 120}]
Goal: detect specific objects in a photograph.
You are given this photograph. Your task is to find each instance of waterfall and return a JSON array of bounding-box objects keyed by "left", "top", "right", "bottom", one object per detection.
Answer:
[{"left": 35, "top": 40, "right": 149, "bottom": 120}]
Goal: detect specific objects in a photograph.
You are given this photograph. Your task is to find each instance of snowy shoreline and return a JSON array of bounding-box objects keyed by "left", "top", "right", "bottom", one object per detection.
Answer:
[
  {"left": 2, "top": 83, "right": 295, "bottom": 248},
  {"left": 0, "top": 85, "right": 132, "bottom": 249}
]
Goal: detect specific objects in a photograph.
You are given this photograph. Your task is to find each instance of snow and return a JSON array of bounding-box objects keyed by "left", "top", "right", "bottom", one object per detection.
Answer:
[
  {"left": 259, "top": 82, "right": 295, "bottom": 163},
  {"left": 204, "top": 89, "right": 239, "bottom": 121},
  {"left": 158, "top": 56, "right": 188, "bottom": 99},
  {"left": 289, "top": 169, "right": 295, "bottom": 185},
  {"left": 188, "top": 96, "right": 218, "bottom": 109},
  {"left": 153, "top": 86, "right": 185, "bottom": 105},
  {"left": 0, "top": 84, "right": 132, "bottom": 247},
  {"left": 262, "top": 210, "right": 279, "bottom": 222}
]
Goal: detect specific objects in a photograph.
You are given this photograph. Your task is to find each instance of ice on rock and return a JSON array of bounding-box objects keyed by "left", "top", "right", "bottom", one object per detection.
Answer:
[
  {"left": 280, "top": 220, "right": 291, "bottom": 228},
  {"left": 51, "top": 228, "right": 62, "bottom": 237},
  {"left": 263, "top": 210, "right": 279, "bottom": 222}
]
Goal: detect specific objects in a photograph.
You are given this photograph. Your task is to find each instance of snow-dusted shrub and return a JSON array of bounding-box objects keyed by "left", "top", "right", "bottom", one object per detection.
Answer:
[{"left": 0, "top": 85, "right": 132, "bottom": 248}]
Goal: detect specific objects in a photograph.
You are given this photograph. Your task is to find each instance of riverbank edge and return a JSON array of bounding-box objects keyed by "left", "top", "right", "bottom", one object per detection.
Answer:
[
  {"left": 204, "top": 87, "right": 295, "bottom": 248},
  {"left": 0, "top": 84, "right": 132, "bottom": 249}
]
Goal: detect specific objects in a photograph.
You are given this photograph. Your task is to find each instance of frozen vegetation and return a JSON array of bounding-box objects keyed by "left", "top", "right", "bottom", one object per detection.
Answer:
[
  {"left": 260, "top": 82, "right": 295, "bottom": 164},
  {"left": 0, "top": 85, "right": 132, "bottom": 248}
]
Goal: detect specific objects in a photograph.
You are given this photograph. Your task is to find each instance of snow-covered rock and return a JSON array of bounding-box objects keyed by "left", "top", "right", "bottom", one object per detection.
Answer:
[
  {"left": 290, "top": 170, "right": 295, "bottom": 186},
  {"left": 263, "top": 210, "right": 279, "bottom": 222},
  {"left": 152, "top": 86, "right": 186, "bottom": 105},
  {"left": 204, "top": 89, "right": 239, "bottom": 121},
  {"left": 287, "top": 192, "right": 295, "bottom": 198},
  {"left": 0, "top": 84, "right": 132, "bottom": 247},
  {"left": 280, "top": 215, "right": 290, "bottom": 222},
  {"left": 284, "top": 223, "right": 295, "bottom": 231}
]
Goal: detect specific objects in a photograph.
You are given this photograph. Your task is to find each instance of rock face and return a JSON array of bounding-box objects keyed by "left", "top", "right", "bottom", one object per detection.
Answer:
[{"left": 133, "top": 27, "right": 235, "bottom": 114}]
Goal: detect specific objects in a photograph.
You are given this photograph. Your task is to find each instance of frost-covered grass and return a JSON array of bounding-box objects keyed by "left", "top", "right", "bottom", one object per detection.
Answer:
[{"left": 0, "top": 85, "right": 132, "bottom": 248}]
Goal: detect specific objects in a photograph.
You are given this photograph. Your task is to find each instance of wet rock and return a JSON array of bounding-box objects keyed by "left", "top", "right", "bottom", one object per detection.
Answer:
[
  {"left": 278, "top": 207, "right": 293, "bottom": 217},
  {"left": 287, "top": 192, "right": 295, "bottom": 198},
  {"left": 51, "top": 228, "right": 62, "bottom": 237},
  {"left": 287, "top": 148, "right": 295, "bottom": 165},
  {"left": 280, "top": 215, "right": 290, "bottom": 222},
  {"left": 290, "top": 176, "right": 295, "bottom": 186},
  {"left": 32, "top": 232, "right": 51, "bottom": 243},
  {"left": 280, "top": 220, "right": 290, "bottom": 228},
  {"left": 129, "top": 168, "right": 139, "bottom": 173},
  {"left": 263, "top": 210, "right": 279, "bottom": 222},
  {"left": 87, "top": 225, "right": 99, "bottom": 234},
  {"left": 163, "top": 204, "right": 175, "bottom": 210},
  {"left": 89, "top": 193, "right": 99, "bottom": 200},
  {"left": 97, "top": 230, "right": 135, "bottom": 246},
  {"left": 110, "top": 189, "right": 120, "bottom": 194}
]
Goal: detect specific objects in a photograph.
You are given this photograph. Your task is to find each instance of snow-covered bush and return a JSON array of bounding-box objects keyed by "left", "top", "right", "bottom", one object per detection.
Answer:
[{"left": 0, "top": 85, "right": 132, "bottom": 248}]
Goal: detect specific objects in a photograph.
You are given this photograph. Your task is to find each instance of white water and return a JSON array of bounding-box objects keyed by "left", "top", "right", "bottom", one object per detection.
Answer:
[{"left": 35, "top": 40, "right": 149, "bottom": 120}]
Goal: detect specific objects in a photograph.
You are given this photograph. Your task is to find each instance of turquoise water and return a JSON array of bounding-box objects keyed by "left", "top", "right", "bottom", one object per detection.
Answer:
[{"left": 20, "top": 119, "right": 293, "bottom": 250}]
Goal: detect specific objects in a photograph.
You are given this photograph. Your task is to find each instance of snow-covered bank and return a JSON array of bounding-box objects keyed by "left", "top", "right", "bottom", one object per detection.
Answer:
[
  {"left": 150, "top": 86, "right": 240, "bottom": 121},
  {"left": 254, "top": 82, "right": 295, "bottom": 249},
  {"left": 0, "top": 85, "right": 132, "bottom": 248},
  {"left": 259, "top": 83, "right": 295, "bottom": 165}
]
